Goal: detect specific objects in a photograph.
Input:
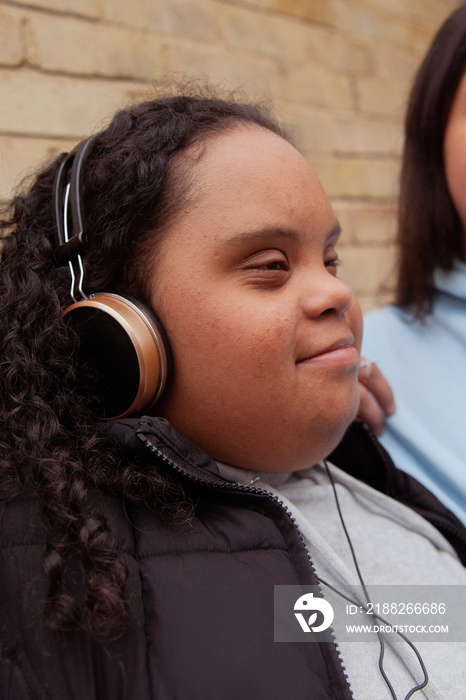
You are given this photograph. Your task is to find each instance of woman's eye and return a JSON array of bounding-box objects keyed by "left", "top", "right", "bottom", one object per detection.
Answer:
[
  {"left": 259, "top": 260, "right": 289, "bottom": 271},
  {"left": 243, "top": 250, "right": 289, "bottom": 273},
  {"left": 325, "top": 257, "right": 340, "bottom": 275},
  {"left": 241, "top": 251, "right": 290, "bottom": 288}
]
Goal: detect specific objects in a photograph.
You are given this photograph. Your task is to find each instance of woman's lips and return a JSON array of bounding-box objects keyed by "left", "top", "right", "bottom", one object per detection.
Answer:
[{"left": 296, "top": 337, "right": 359, "bottom": 365}]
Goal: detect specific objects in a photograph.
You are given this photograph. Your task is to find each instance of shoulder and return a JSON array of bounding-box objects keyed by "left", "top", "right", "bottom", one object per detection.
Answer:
[
  {"left": 362, "top": 304, "right": 424, "bottom": 364},
  {"left": 363, "top": 304, "right": 411, "bottom": 334},
  {"left": 330, "top": 422, "right": 466, "bottom": 565}
]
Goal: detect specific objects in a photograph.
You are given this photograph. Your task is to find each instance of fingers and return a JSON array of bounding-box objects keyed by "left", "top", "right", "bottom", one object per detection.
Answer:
[
  {"left": 359, "top": 359, "right": 396, "bottom": 415},
  {"left": 356, "top": 358, "right": 396, "bottom": 436},
  {"left": 357, "top": 385, "right": 387, "bottom": 437}
]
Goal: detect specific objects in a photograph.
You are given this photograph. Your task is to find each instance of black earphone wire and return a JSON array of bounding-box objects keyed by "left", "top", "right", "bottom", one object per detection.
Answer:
[{"left": 320, "top": 460, "right": 429, "bottom": 700}]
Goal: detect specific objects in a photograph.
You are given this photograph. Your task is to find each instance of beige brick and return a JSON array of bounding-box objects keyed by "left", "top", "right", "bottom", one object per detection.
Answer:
[
  {"left": 282, "top": 108, "right": 401, "bottom": 158},
  {"left": 280, "top": 107, "right": 336, "bottom": 155},
  {"left": 332, "top": 113, "right": 401, "bottom": 156},
  {"left": 357, "top": 293, "right": 390, "bottom": 314},
  {"left": 370, "top": 45, "right": 420, "bottom": 85},
  {"left": 166, "top": 42, "right": 280, "bottom": 98},
  {"left": 357, "top": 0, "right": 454, "bottom": 30},
  {"left": 102, "top": 0, "right": 218, "bottom": 43},
  {"left": 279, "top": 62, "right": 354, "bottom": 110},
  {"left": 0, "top": 8, "right": 23, "bottom": 67},
  {"left": 404, "top": 23, "right": 436, "bottom": 55},
  {"left": 25, "top": 14, "right": 168, "bottom": 80},
  {"left": 312, "top": 156, "right": 399, "bottom": 199},
  {"left": 11, "top": 0, "right": 100, "bottom": 19},
  {"left": 227, "top": 0, "right": 338, "bottom": 25},
  {"left": 0, "top": 135, "right": 75, "bottom": 201},
  {"left": 0, "top": 70, "right": 140, "bottom": 137},
  {"left": 337, "top": 244, "right": 397, "bottom": 295},
  {"left": 305, "top": 27, "right": 372, "bottom": 75},
  {"left": 375, "top": 290, "right": 396, "bottom": 306},
  {"left": 356, "top": 76, "right": 409, "bottom": 119},
  {"left": 331, "top": 201, "right": 398, "bottom": 245},
  {"left": 273, "top": 0, "right": 338, "bottom": 24},
  {"left": 333, "top": 2, "right": 433, "bottom": 52},
  {"left": 410, "top": 0, "right": 457, "bottom": 28},
  {"left": 218, "top": 4, "right": 307, "bottom": 60},
  {"left": 355, "top": 294, "right": 374, "bottom": 315},
  {"left": 333, "top": 3, "right": 390, "bottom": 41}
]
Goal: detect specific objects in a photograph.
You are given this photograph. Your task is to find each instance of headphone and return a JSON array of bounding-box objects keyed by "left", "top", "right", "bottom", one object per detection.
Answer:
[{"left": 53, "top": 134, "right": 171, "bottom": 421}]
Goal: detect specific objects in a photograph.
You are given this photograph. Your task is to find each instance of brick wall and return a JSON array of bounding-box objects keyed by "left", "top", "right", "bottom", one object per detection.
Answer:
[{"left": 0, "top": 0, "right": 460, "bottom": 309}]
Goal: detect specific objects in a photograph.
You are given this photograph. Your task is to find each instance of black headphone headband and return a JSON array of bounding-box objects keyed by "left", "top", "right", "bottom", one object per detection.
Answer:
[
  {"left": 53, "top": 135, "right": 97, "bottom": 265},
  {"left": 54, "top": 134, "right": 172, "bottom": 420}
]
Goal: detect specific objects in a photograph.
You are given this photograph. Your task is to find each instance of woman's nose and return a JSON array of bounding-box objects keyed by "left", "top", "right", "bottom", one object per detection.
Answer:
[{"left": 301, "top": 271, "right": 354, "bottom": 318}]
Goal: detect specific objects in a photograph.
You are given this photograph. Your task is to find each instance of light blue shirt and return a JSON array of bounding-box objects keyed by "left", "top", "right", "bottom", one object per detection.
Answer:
[{"left": 362, "top": 260, "right": 466, "bottom": 525}]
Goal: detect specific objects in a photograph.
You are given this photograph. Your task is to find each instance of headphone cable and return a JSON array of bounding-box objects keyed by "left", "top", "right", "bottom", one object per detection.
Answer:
[{"left": 320, "top": 459, "right": 429, "bottom": 700}]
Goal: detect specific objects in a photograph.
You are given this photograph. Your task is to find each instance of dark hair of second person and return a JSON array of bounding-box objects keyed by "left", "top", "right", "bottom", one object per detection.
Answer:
[{"left": 397, "top": 2, "right": 466, "bottom": 317}]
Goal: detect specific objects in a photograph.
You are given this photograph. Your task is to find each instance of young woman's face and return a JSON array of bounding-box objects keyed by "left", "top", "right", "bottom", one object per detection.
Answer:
[
  {"left": 150, "top": 125, "right": 362, "bottom": 472},
  {"left": 444, "top": 68, "right": 466, "bottom": 255}
]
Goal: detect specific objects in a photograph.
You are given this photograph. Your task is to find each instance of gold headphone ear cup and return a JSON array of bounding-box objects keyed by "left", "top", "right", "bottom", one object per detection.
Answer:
[{"left": 63, "top": 293, "right": 170, "bottom": 420}]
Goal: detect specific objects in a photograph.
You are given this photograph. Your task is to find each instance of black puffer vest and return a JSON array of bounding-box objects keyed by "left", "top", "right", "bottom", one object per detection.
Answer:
[{"left": 1, "top": 417, "right": 465, "bottom": 699}]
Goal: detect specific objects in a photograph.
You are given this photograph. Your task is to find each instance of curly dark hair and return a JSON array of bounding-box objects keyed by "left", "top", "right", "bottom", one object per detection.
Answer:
[{"left": 0, "top": 88, "right": 284, "bottom": 637}]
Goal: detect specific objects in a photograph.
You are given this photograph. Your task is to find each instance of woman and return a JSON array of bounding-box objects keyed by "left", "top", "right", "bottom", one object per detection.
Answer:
[
  {"left": 363, "top": 4, "right": 466, "bottom": 526},
  {"left": 1, "top": 91, "right": 466, "bottom": 699}
]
